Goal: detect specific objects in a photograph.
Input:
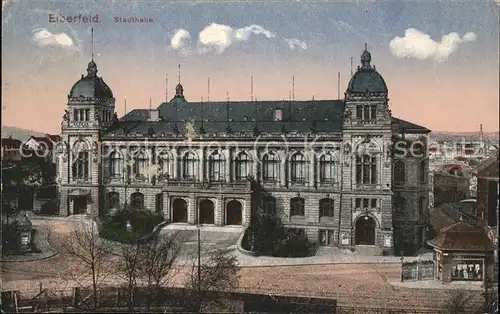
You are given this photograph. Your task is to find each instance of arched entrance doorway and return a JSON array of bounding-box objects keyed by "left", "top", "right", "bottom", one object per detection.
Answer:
[
  {"left": 172, "top": 199, "right": 188, "bottom": 223},
  {"left": 199, "top": 199, "right": 215, "bottom": 224},
  {"left": 226, "top": 200, "right": 242, "bottom": 225},
  {"left": 355, "top": 215, "right": 376, "bottom": 245}
]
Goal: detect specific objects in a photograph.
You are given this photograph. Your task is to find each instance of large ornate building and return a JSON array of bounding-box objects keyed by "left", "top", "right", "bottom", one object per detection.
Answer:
[{"left": 56, "top": 47, "right": 431, "bottom": 254}]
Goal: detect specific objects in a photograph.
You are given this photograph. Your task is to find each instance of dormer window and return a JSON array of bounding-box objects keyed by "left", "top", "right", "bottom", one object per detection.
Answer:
[{"left": 275, "top": 108, "right": 283, "bottom": 121}]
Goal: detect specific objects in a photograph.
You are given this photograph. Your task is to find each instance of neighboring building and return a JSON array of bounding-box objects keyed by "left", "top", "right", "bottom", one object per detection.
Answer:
[
  {"left": 1, "top": 136, "right": 22, "bottom": 162},
  {"left": 23, "top": 134, "right": 62, "bottom": 161},
  {"left": 432, "top": 164, "right": 471, "bottom": 206},
  {"left": 57, "top": 47, "right": 431, "bottom": 254},
  {"left": 427, "top": 220, "right": 495, "bottom": 283},
  {"left": 476, "top": 152, "right": 499, "bottom": 228}
]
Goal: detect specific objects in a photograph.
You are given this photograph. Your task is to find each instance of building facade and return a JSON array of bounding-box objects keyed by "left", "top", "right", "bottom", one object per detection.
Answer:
[{"left": 57, "top": 47, "right": 431, "bottom": 254}]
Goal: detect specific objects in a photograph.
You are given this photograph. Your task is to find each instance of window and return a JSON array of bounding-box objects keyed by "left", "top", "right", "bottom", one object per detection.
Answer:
[
  {"left": 418, "top": 197, "right": 425, "bottom": 219},
  {"left": 109, "top": 151, "right": 122, "bottom": 178},
  {"left": 319, "top": 229, "right": 334, "bottom": 246},
  {"left": 319, "top": 198, "right": 334, "bottom": 218},
  {"left": 133, "top": 151, "right": 147, "bottom": 178},
  {"left": 158, "top": 151, "right": 170, "bottom": 176},
  {"left": 290, "top": 153, "right": 308, "bottom": 183},
  {"left": 419, "top": 160, "right": 426, "bottom": 183},
  {"left": 393, "top": 160, "right": 406, "bottom": 184},
  {"left": 355, "top": 198, "right": 378, "bottom": 209},
  {"left": 356, "top": 105, "right": 363, "bottom": 119},
  {"left": 182, "top": 152, "right": 198, "bottom": 179},
  {"left": 363, "top": 105, "right": 370, "bottom": 120},
  {"left": 130, "top": 192, "right": 144, "bottom": 209},
  {"left": 85, "top": 109, "right": 90, "bottom": 121},
  {"left": 356, "top": 154, "right": 377, "bottom": 185},
  {"left": 290, "top": 197, "right": 305, "bottom": 216},
  {"left": 394, "top": 196, "right": 406, "bottom": 218},
  {"left": 262, "top": 152, "right": 279, "bottom": 182},
  {"left": 107, "top": 192, "right": 120, "bottom": 209},
  {"left": 208, "top": 151, "right": 225, "bottom": 181},
  {"left": 275, "top": 108, "right": 283, "bottom": 121},
  {"left": 262, "top": 196, "right": 276, "bottom": 216},
  {"left": 72, "top": 151, "right": 89, "bottom": 179},
  {"left": 235, "top": 152, "right": 251, "bottom": 181},
  {"left": 319, "top": 153, "right": 337, "bottom": 183},
  {"left": 370, "top": 105, "right": 377, "bottom": 120}
]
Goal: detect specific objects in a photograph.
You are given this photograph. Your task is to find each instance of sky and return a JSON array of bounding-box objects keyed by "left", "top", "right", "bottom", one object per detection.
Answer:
[{"left": 2, "top": 0, "right": 499, "bottom": 134}]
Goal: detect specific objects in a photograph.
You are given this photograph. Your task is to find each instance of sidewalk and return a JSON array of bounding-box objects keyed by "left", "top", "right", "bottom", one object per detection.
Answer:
[
  {"left": 234, "top": 247, "right": 434, "bottom": 267},
  {"left": 388, "top": 280, "right": 486, "bottom": 291}
]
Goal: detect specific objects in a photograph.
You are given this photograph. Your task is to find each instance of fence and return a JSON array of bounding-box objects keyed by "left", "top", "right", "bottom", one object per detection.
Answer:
[{"left": 403, "top": 260, "right": 435, "bottom": 281}]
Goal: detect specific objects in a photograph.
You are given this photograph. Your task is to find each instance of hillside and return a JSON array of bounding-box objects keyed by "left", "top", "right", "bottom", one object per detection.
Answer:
[{"left": 1, "top": 126, "right": 49, "bottom": 142}]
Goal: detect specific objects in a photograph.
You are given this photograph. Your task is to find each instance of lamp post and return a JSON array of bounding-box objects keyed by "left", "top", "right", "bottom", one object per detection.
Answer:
[{"left": 400, "top": 250, "right": 405, "bottom": 282}]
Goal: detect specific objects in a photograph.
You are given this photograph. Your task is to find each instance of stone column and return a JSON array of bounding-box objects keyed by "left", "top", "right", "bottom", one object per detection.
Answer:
[
  {"left": 163, "top": 192, "right": 170, "bottom": 221},
  {"left": 216, "top": 197, "right": 224, "bottom": 226},
  {"left": 199, "top": 148, "right": 205, "bottom": 181},
  {"left": 309, "top": 151, "right": 315, "bottom": 188},
  {"left": 224, "top": 148, "right": 231, "bottom": 183},
  {"left": 188, "top": 194, "right": 196, "bottom": 224}
]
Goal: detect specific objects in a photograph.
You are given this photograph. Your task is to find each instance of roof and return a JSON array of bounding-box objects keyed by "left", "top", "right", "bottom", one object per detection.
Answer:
[
  {"left": 24, "top": 134, "right": 61, "bottom": 150},
  {"left": 347, "top": 48, "right": 388, "bottom": 94},
  {"left": 391, "top": 117, "right": 431, "bottom": 134},
  {"left": 430, "top": 221, "right": 493, "bottom": 251},
  {"left": 477, "top": 152, "right": 499, "bottom": 178},
  {"left": 1, "top": 137, "right": 22, "bottom": 148},
  {"left": 429, "top": 202, "right": 477, "bottom": 235},
  {"left": 69, "top": 60, "right": 113, "bottom": 99},
  {"left": 105, "top": 100, "right": 429, "bottom": 138}
]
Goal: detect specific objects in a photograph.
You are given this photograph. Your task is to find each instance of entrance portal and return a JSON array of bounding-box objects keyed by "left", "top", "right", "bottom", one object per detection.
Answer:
[
  {"left": 172, "top": 199, "right": 188, "bottom": 223},
  {"left": 73, "top": 196, "right": 88, "bottom": 215},
  {"left": 226, "top": 200, "right": 242, "bottom": 225},
  {"left": 199, "top": 199, "right": 215, "bottom": 224},
  {"left": 355, "top": 215, "right": 376, "bottom": 245}
]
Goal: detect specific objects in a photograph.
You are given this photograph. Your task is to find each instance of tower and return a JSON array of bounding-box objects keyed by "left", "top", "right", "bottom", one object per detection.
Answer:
[
  {"left": 58, "top": 38, "right": 116, "bottom": 216},
  {"left": 340, "top": 44, "right": 394, "bottom": 252}
]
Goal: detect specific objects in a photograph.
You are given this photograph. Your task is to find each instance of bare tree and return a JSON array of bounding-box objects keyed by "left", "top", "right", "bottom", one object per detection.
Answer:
[
  {"left": 443, "top": 290, "right": 479, "bottom": 314},
  {"left": 135, "top": 231, "right": 182, "bottom": 311},
  {"left": 116, "top": 243, "right": 140, "bottom": 311},
  {"left": 184, "top": 247, "right": 241, "bottom": 312},
  {"left": 59, "top": 220, "right": 115, "bottom": 310}
]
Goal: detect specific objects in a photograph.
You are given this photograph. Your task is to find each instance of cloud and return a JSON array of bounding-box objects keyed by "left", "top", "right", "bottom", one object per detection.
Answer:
[
  {"left": 284, "top": 38, "right": 308, "bottom": 51},
  {"left": 171, "top": 29, "right": 190, "bottom": 50},
  {"left": 198, "top": 23, "right": 276, "bottom": 54},
  {"left": 32, "top": 28, "right": 76, "bottom": 50},
  {"left": 389, "top": 28, "right": 477, "bottom": 62}
]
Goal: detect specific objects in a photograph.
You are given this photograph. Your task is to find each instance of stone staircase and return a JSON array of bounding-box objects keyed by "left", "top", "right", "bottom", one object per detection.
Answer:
[{"left": 355, "top": 245, "right": 383, "bottom": 256}]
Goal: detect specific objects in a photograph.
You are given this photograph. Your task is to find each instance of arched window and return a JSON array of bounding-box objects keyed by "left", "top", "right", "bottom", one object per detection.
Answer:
[
  {"left": 290, "top": 197, "right": 305, "bottom": 216},
  {"left": 235, "top": 152, "right": 251, "bottom": 181},
  {"left": 319, "top": 153, "right": 337, "bottom": 183},
  {"left": 107, "top": 192, "right": 120, "bottom": 209},
  {"left": 182, "top": 152, "right": 198, "bottom": 179},
  {"left": 319, "top": 198, "right": 334, "bottom": 218},
  {"left": 290, "top": 153, "right": 308, "bottom": 183},
  {"left": 262, "top": 152, "right": 279, "bottom": 182},
  {"left": 356, "top": 154, "right": 377, "bottom": 185},
  {"left": 109, "top": 151, "right": 122, "bottom": 178},
  {"left": 393, "top": 160, "right": 405, "bottom": 184},
  {"left": 208, "top": 151, "right": 225, "bottom": 182},
  {"left": 72, "top": 141, "right": 89, "bottom": 180},
  {"left": 158, "top": 151, "right": 170, "bottom": 177},
  {"left": 419, "top": 160, "right": 426, "bottom": 183},
  {"left": 131, "top": 192, "right": 144, "bottom": 209},
  {"left": 133, "top": 151, "right": 148, "bottom": 178}
]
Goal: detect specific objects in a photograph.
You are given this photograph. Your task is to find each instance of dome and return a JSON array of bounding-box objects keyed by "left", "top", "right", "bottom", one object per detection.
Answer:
[
  {"left": 347, "top": 45, "right": 387, "bottom": 94},
  {"left": 69, "top": 60, "right": 113, "bottom": 98}
]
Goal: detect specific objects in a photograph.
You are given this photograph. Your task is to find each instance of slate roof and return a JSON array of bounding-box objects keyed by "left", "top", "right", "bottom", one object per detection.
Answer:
[
  {"left": 429, "top": 221, "right": 494, "bottom": 251},
  {"left": 106, "top": 99, "right": 430, "bottom": 137},
  {"left": 347, "top": 67, "right": 388, "bottom": 94}
]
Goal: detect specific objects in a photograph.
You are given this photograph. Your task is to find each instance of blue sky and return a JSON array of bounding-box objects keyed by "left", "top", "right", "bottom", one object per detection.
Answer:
[{"left": 2, "top": 0, "right": 499, "bottom": 133}]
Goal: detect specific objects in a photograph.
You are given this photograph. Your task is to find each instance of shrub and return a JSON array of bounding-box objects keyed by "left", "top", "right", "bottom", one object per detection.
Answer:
[{"left": 40, "top": 200, "right": 59, "bottom": 215}]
